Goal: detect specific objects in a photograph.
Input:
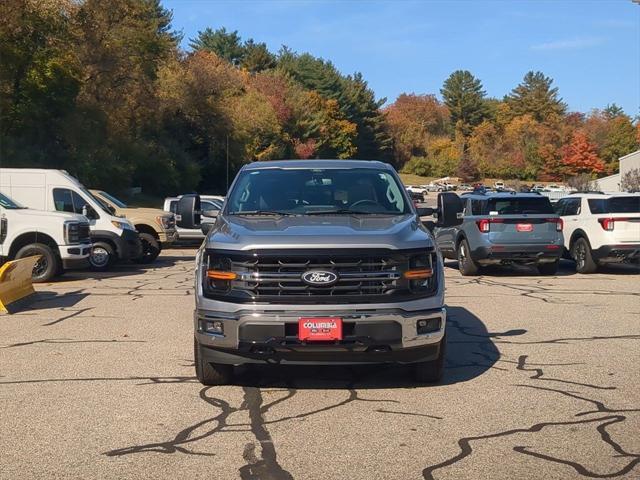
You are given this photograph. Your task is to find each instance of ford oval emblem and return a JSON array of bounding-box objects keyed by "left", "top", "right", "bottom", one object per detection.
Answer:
[{"left": 301, "top": 270, "right": 339, "bottom": 287}]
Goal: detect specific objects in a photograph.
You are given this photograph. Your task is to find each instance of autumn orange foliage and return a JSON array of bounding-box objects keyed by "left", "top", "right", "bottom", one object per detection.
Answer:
[{"left": 562, "top": 131, "right": 605, "bottom": 176}]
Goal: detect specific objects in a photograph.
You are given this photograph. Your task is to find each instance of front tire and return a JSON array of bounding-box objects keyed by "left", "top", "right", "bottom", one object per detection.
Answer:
[
  {"left": 571, "top": 237, "right": 597, "bottom": 274},
  {"left": 134, "top": 233, "right": 160, "bottom": 264},
  {"left": 194, "top": 338, "right": 232, "bottom": 386},
  {"left": 457, "top": 238, "right": 480, "bottom": 276},
  {"left": 15, "top": 243, "right": 60, "bottom": 283},
  {"left": 89, "top": 242, "right": 116, "bottom": 271},
  {"left": 414, "top": 333, "right": 446, "bottom": 383},
  {"left": 537, "top": 260, "right": 559, "bottom": 276}
]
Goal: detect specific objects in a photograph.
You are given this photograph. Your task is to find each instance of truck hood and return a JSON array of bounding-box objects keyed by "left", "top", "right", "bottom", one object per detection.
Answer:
[
  {"left": 206, "top": 214, "right": 434, "bottom": 251},
  {"left": 114, "top": 207, "right": 169, "bottom": 217},
  {"left": 15, "top": 208, "right": 87, "bottom": 223}
]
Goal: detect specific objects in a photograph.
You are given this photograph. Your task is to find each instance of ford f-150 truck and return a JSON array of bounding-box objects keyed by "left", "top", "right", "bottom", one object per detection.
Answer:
[{"left": 175, "top": 160, "right": 463, "bottom": 385}]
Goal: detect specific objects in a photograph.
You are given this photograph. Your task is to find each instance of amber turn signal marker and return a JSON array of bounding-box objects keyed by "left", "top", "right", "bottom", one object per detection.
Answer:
[
  {"left": 403, "top": 268, "right": 433, "bottom": 279},
  {"left": 206, "top": 270, "right": 237, "bottom": 280}
]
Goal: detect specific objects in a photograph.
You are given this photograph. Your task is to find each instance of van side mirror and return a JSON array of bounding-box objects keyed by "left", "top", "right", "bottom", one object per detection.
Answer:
[
  {"left": 437, "top": 192, "right": 464, "bottom": 227},
  {"left": 176, "top": 194, "right": 201, "bottom": 229},
  {"left": 82, "top": 204, "right": 98, "bottom": 220}
]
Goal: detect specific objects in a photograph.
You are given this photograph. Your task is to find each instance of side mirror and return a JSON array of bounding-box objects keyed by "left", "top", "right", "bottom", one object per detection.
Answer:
[
  {"left": 437, "top": 192, "right": 464, "bottom": 227},
  {"left": 202, "top": 208, "right": 219, "bottom": 219},
  {"left": 417, "top": 206, "right": 435, "bottom": 217},
  {"left": 176, "top": 194, "right": 201, "bottom": 229},
  {"left": 82, "top": 205, "right": 98, "bottom": 220}
]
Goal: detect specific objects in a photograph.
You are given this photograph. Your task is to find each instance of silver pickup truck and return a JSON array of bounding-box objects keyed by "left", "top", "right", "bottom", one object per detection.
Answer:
[{"left": 175, "top": 160, "right": 463, "bottom": 385}]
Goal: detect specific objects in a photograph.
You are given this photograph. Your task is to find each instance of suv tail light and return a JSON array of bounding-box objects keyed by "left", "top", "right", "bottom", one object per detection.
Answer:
[
  {"left": 476, "top": 219, "right": 490, "bottom": 233},
  {"left": 476, "top": 218, "right": 504, "bottom": 233},
  {"left": 546, "top": 218, "right": 563, "bottom": 232},
  {"left": 598, "top": 217, "right": 628, "bottom": 231}
]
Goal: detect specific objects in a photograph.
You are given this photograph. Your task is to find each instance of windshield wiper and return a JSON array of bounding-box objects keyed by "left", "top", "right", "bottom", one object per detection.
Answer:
[{"left": 227, "top": 210, "right": 296, "bottom": 216}]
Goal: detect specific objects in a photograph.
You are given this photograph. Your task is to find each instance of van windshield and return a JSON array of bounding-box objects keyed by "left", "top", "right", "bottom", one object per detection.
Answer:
[
  {"left": 226, "top": 168, "right": 410, "bottom": 215},
  {"left": 486, "top": 197, "right": 554, "bottom": 215},
  {"left": 97, "top": 191, "right": 128, "bottom": 208},
  {"left": 588, "top": 197, "right": 640, "bottom": 214},
  {"left": 0, "top": 192, "right": 26, "bottom": 209}
]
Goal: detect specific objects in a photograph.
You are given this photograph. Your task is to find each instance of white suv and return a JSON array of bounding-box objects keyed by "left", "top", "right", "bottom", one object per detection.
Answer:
[{"left": 555, "top": 193, "right": 640, "bottom": 273}]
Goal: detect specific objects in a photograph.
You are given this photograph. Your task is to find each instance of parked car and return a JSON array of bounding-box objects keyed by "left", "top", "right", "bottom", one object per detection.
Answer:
[
  {"left": 494, "top": 181, "right": 505, "bottom": 190},
  {"left": 405, "top": 185, "right": 428, "bottom": 199},
  {"left": 458, "top": 184, "right": 473, "bottom": 191},
  {"left": 174, "top": 159, "right": 464, "bottom": 385},
  {"left": 555, "top": 193, "right": 640, "bottom": 273},
  {"left": 90, "top": 190, "right": 176, "bottom": 263},
  {"left": 407, "top": 190, "right": 425, "bottom": 204},
  {"left": 0, "top": 168, "right": 141, "bottom": 271},
  {"left": 434, "top": 192, "right": 564, "bottom": 275},
  {"left": 164, "top": 195, "right": 224, "bottom": 242},
  {"left": 0, "top": 191, "right": 91, "bottom": 282},
  {"left": 422, "top": 183, "right": 443, "bottom": 192}
]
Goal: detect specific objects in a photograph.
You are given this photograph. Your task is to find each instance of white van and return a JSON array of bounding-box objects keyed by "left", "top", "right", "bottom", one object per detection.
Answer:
[
  {"left": 0, "top": 191, "right": 91, "bottom": 281},
  {"left": 0, "top": 169, "right": 141, "bottom": 270}
]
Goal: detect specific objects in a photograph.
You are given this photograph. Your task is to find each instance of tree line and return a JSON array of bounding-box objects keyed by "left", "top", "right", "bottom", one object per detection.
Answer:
[{"left": 1, "top": 0, "right": 638, "bottom": 197}]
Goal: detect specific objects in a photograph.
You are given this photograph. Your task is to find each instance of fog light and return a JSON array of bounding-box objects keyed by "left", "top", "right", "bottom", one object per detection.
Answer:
[
  {"left": 417, "top": 318, "right": 441, "bottom": 334},
  {"left": 201, "top": 320, "right": 224, "bottom": 334}
]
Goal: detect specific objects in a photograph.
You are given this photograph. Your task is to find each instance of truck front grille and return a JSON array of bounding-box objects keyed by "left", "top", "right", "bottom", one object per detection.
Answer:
[{"left": 203, "top": 248, "right": 437, "bottom": 304}]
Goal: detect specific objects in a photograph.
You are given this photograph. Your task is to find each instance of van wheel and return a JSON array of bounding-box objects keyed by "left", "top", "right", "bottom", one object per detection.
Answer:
[
  {"left": 537, "top": 260, "right": 559, "bottom": 276},
  {"left": 15, "top": 243, "right": 60, "bottom": 283},
  {"left": 571, "top": 237, "right": 597, "bottom": 274},
  {"left": 457, "top": 239, "right": 480, "bottom": 276},
  {"left": 89, "top": 242, "right": 115, "bottom": 271},
  {"left": 414, "top": 333, "right": 446, "bottom": 383},
  {"left": 134, "top": 233, "right": 160, "bottom": 264},
  {"left": 194, "top": 338, "right": 232, "bottom": 386}
]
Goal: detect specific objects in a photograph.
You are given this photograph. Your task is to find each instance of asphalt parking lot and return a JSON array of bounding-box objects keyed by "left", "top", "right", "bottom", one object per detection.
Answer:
[{"left": 1, "top": 248, "right": 639, "bottom": 480}]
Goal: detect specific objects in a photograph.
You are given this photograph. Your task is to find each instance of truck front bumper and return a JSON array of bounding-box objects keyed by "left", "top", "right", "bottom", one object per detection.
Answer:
[
  {"left": 60, "top": 243, "right": 92, "bottom": 270},
  {"left": 158, "top": 229, "right": 178, "bottom": 246},
  {"left": 195, "top": 307, "right": 446, "bottom": 365}
]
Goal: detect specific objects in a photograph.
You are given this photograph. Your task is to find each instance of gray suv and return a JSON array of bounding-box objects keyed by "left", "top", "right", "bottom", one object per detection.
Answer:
[
  {"left": 434, "top": 192, "right": 564, "bottom": 275},
  {"left": 175, "top": 160, "right": 464, "bottom": 385}
]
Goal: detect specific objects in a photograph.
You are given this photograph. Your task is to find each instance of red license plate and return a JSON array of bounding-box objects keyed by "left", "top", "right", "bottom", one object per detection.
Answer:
[
  {"left": 516, "top": 223, "right": 533, "bottom": 232},
  {"left": 298, "top": 317, "right": 342, "bottom": 342}
]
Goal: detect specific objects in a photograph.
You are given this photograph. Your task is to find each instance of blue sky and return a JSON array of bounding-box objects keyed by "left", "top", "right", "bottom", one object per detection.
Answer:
[{"left": 164, "top": 0, "right": 640, "bottom": 115}]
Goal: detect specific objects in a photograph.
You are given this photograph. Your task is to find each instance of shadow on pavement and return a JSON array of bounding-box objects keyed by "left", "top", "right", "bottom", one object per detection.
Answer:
[
  {"left": 232, "top": 306, "right": 504, "bottom": 389},
  {"left": 26, "top": 291, "right": 89, "bottom": 310}
]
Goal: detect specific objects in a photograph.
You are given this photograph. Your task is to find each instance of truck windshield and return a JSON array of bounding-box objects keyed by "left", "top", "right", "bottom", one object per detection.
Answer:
[
  {"left": 226, "top": 167, "right": 410, "bottom": 215},
  {"left": 0, "top": 192, "right": 26, "bottom": 209},
  {"left": 588, "top": 197, "right": 640, "bottom": 214},
  {"left": 486, "top": 197, "right": 554, "bottom": 215},
  {"left": 97, "top": 191, "right": 128, "bottom": 208}
]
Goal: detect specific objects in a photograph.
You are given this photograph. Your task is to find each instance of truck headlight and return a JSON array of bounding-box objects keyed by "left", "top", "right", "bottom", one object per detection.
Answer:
[
  {"left": 203, "top": 254, "right": 234, "bottom": 294},
  {"left": 64, "top": 222, "right": 80, "bottom": 244},
  {"left": 155, "top": 215, "right": 174, "bottom": 230},
  {"left": 406, "top": 253, "right": 437, "bottom": 292},
  {"left": 111, "top": 220, "right": 134, "bottom": 231}
]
